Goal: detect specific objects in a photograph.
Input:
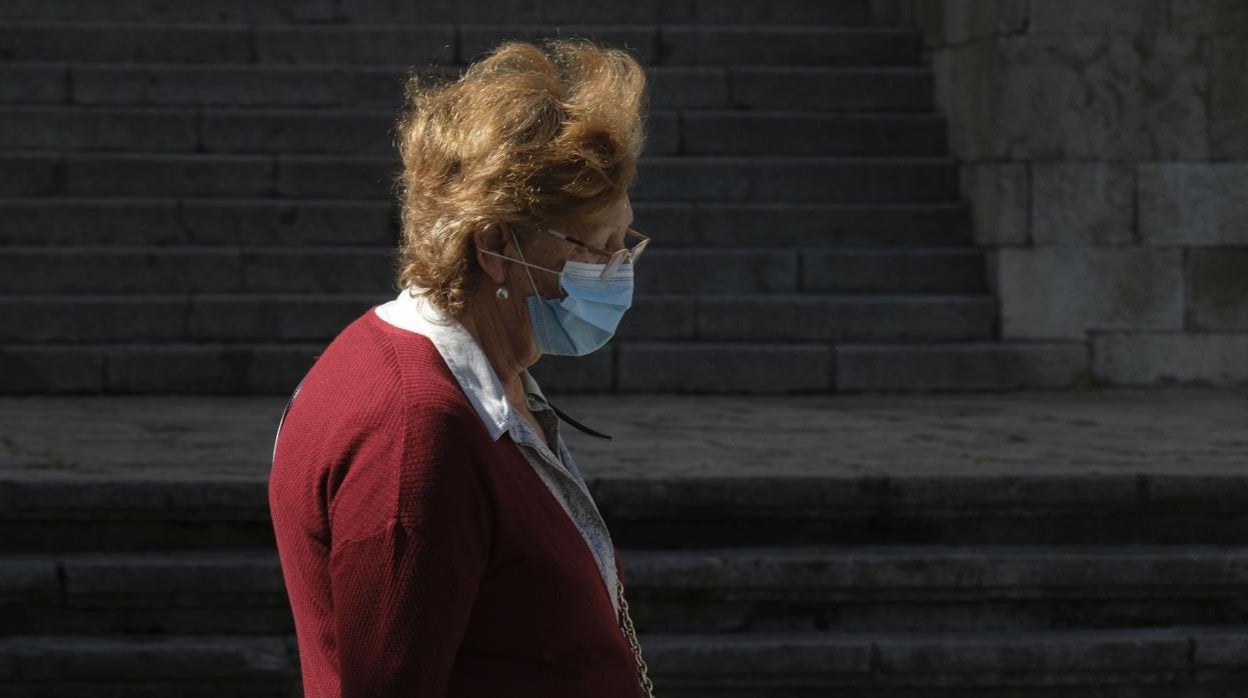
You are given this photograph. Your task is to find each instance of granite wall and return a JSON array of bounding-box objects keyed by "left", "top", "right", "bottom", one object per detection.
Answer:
[{"left": 871, "top": 0, "right": 1247, "bottom": 385}]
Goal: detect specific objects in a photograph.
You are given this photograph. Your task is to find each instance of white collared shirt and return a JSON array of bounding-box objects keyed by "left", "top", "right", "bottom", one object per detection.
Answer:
[{"left": 373, "top": 286, "right": 622, "bottom": 618}]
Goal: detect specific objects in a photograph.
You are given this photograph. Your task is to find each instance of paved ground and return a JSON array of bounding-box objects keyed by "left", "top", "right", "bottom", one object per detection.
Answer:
[{"left": 1, "top": 387, "right": 1244, "bottom": 480}]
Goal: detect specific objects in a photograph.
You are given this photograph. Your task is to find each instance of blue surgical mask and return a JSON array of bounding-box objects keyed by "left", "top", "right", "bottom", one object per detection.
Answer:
[
  {"left": 524, "top": 259, "right": 633, "bottom": 356},
  {"left": 481, "top": 232, "right": 634, "bottom": 356}
]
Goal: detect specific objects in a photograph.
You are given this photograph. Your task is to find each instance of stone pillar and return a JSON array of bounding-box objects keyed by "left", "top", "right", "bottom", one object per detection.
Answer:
[{"left": 879, "top": 0, "right": 1248, "bottom": 385}]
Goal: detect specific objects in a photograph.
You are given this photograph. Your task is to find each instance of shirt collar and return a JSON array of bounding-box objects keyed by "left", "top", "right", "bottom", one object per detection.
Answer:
[{"left": 373, "top": 286, "right": 547, "bottom": 442}]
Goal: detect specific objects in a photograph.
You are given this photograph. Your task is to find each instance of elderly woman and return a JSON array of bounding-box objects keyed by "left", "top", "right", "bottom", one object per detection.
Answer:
[{"left": 267, "top": 38, "right": 654, "bottom": 697}]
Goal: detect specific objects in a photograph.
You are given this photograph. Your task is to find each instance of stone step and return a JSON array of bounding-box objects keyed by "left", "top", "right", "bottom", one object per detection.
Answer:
[
  {"left": 0, "top": 106, "right": 948, "bottom": 157},
  {"left": 0, "top": 293, "right": 996, "bottom": 343},
  {"left": 694, "top": 294, "right": 996, "bottom": 342},
  {"left": 0, "top": 635, "right": 295, "bottom": 698},
  {"left": 0, "top": 246, "right": 986, "bottom": 295},
  {"left": 4, "top": 546, "right": 1247, "bottom": 636},
  {"left": 0, "top": 22, "right": 921, "bottom": 67},
  {"left": 0, "top": 339, "right": 1091, "bottom": 394},
  {"left": 833, "top": 341, "right": 1090, "bottom": 392},
  {"left": 0, "top": 198, "right": 972, "bottom": 248},
  {"left": 640, "top": 626, "right": 1248, "bottom": 696},
  {"left": 0, "top": 153, "right": 962, "bottom": 202},
  {"left": 617, "top": 341, "right": 1088, "bottom": 393},
  {"left": 2, "top": 474, "right": 1245, "bottom": 551},
  {"left": 1, "top": 627, "right": 1246, "bottom": 696},
  {"left": 0, "top": 0, "right": 879, "bottom": 26},
  {"left": 0, "top": 63, "right": 937, "bottom": 111}
]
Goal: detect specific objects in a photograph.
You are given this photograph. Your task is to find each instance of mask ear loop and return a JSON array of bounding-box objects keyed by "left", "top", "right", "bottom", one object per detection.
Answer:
[{"left": 510, "top": 229, "right": 549, "bottom": 299}]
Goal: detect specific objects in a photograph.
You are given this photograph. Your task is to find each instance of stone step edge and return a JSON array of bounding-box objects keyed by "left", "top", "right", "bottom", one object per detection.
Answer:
[
  {"left": 0, "top": 20, "right": 921, "bottom": 33},
  {"left": 5, "top": 544, "right": 1247, "bottom": 590},
  {"left": 0, "top": 626, "right": 1243, "bottom": 680},
  {"left": 1, "top": 473, "right": 1243, "bottom": 519}
]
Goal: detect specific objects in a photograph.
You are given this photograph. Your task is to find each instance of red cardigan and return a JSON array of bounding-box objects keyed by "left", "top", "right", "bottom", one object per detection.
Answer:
[{"left": 269, "top": 304, "right": 644, "bottom": 697}]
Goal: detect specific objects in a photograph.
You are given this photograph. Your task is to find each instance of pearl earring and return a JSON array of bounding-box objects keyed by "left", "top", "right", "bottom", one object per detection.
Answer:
[{"left": 496, "top": 285, "right": 510, "bottom": 300}]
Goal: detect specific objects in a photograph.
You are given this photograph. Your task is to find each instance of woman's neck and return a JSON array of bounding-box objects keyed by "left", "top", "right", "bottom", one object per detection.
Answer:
[{"left": 457, "top": 288, "right": 535, "bottom": 407}]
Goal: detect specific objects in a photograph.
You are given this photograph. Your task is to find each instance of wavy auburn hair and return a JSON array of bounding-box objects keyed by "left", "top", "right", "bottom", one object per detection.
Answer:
[{"left": 388, "top": 38, "right": 648, "bottom": 317}]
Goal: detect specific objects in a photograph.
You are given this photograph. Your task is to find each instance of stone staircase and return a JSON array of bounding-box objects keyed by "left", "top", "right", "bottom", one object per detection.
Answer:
[
  {"left": 3, "top": 473, "right": 1248, "bottom": 695},
  {"left": 0, "top": 0, "right": 1090, "bottom": 394}
]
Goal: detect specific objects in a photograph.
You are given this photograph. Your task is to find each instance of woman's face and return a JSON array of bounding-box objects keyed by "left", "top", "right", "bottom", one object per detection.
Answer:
[{"left": 513, "top": 195, "right": 634, "bottom": 298}]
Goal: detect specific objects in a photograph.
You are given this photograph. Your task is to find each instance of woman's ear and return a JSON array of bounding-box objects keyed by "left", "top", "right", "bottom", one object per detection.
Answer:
[{"left": 473, "top": 224, "right": 508, "bottom": 285}]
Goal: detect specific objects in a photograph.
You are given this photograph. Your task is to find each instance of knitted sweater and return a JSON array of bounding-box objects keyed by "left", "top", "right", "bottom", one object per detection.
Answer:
[{"left": 268, "top": 304, "right": 645, "bottom": 697}]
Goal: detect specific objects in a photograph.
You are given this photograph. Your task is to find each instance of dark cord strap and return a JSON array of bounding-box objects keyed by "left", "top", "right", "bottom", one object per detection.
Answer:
[{"left": 546, "top": 399, "right": 613, "bottom": 441}]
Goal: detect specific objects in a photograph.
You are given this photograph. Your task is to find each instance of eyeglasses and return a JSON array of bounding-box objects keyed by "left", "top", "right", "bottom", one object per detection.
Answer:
[
  {"left": 545, "top": 226, "right": 650, "bottom": 278},
  {"left": 480, "top": 226, "right": 650, "bottom": 279}
]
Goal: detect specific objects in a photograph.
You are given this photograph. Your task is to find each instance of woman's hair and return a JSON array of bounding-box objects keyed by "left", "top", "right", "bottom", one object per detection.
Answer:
[{"left": 389, "top": 38, "right": 648, "bottom": 317}]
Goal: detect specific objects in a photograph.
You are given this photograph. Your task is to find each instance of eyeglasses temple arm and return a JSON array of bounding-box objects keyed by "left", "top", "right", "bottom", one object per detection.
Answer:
[{"left": 478, "top": 248, "right": 563, "bottom": 276}]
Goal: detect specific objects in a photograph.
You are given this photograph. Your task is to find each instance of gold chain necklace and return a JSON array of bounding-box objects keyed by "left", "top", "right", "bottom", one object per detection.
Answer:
[{"left": 616, "top": 577, "right": 656, "bottom": 697}]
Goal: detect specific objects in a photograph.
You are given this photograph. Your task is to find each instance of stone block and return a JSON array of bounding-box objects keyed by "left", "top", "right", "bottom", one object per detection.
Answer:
[
  {"left": 275, "top": 154, "right": 393, "bottom": 199},
  {"left": 11, "top": 636, "right": 292, "bottom": 681},
  {"left": 239, "top": 248, "right": 390, "bottom": 293},
  {"left": 617, "top": 343, "right": 831, "bottom": 392},
  {"left": 648, "top": 67, "right": 728, "bottom": 109},
  {"left": 1170, "top": 0, "right": 1248, "bottom": 35},
  {"left": 958, "top": 162, "right": 1029, "bottom": 246},
  {"left": 0, "top": 23, "right": 250, "bottom": 62},
  {"left": 1193, "top": 630, "right": 1248, "bottom": 670},
  {"left": 997, "top": 248, "right": 1184, "bottom": 340},
  {"left": 1028, "top": 0, "right": 1168, "bottom": 32},
  {"left": 0, "top": 248, "right": 242, "bottom": 294},
  {"left": 633, "top": 157, "right": 750, "bottom": 201},
  {"left": 0, "top": 297, "right": 186, "bottom": 342},
  {"left": 457, "top": 27, "right": 656, "bottom": 65},
  {"left": 835, "top": 341, "right": 1089, "bottom": 391},
  {"left": 106, "top": 344, "right": 253, "bottom": 393},
  {"left": 1139, "top": 163, "right": 1248, "bottom": 246},
  {"left": 660, "top": 27, "right": 919, "bottom": 67},
  {"left": 877, "top": 629, "right": 1189, "bottom": 677},
  {"left": 636, "top": 250, "right": 797, "bottom": 293},
  {"left": 660, "top": 0, "right": 869, "bottom": 25},
  {"left": 924, "top": 0, "right": 1029, "bottom": 46},
  {"left": 74, "top": 65, "right": 409, "bottom": 108},
  {"left": 697, "top": 295, "right": 995, "bottom": 342},
  {"left": 201, "top": 109, "right": 394, "bottom": 154},
  {"left": 801, "top": 249, "right": 986, "bottom": 293},
  {"left": 527, "top": 350, "right": 613, "bottom": 393},
  {"left": 1210, "top": 35, "right": 1248, "bottom": 159},
  {"left": 0, "top": 0, "right": 336, "bottom": 21},
  {"left": 996, "top": 33, "right": 1208, "bottom": 160},
  {"left": 644, "top": 110, "right": 679, "bottom": 156},
  {"left": 695, "top": 202, "right": 970, "bottom": 248},
  {"left": 753, "top": 158, "right": 959, "bottom": 203},
  {"left": 0, "top": 64, "right": 67, "bottom": 103},
  {"left": 632, "top": 203, "right": 697, "bottom": 246},
  {"left": 1031, "top": 162, "right": 1134, "bottom": 245},
  {"left": 67, "top": 154, "right": 274, "bottom": 197},
  {"left": 613, "top": 295, "right": 695, "bottom": 340},
  {"left": 249, "top": 344, "right": 322, "bottom": 392},
  {"left": 0, "top": 345, "right": 105, "bottom": 393},
  {"left": 730, "top": 67, "right": 933, "bottom": 111},
  {"left": 682, "top": 113, "right": 945, "bottom": 157},
  {"left": 61, "top": 554, "right": 284, "bottom": 602},
  {"left": 338, "top": 0, "right": 540, "bottom": 22},
  {"left": 544, "top": 0, "right": 658, "bottom": 22},
  {"left": 1092, "top": 332, "right": 1248, "bottom": 385},
  {"left": 0, "top": 154, "right": 57, "bottom": 196},
  {"left": 187, "top": 295, "right": 371, "bottom": 341},
  {"left": 255, "top": 26, "right": 455, "bottom": 65},
  {"left": 930, "top": 40, "right": 1000, "bottom": 160},
  {"left": 182, "top": 200, "right": 390, "bottom": 246},
  {"left": 1186, "top": 248, "right": 1248, "bottom": 331},
  {"left": 0, "top": 107, "right": 197, "bottom": 151},
  {"left": 0, "top": 199, "right": 182, "bottom": 246}
]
